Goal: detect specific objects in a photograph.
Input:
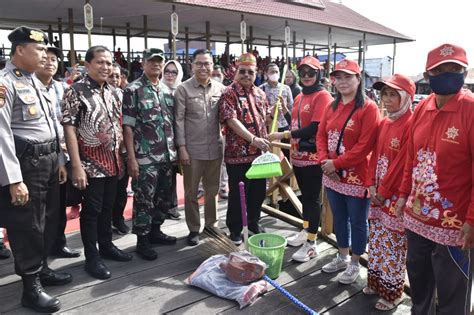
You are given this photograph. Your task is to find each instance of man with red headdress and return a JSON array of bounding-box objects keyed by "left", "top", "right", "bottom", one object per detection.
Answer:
[{"left": 218, "top": 53, "right": 272, "bottom": 245}]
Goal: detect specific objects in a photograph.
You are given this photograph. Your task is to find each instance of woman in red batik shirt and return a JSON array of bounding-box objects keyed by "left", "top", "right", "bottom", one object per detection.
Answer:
[
  {"left": 364, "top": 74, "right": 415, "bottom": 311},
  {"left": 269, "top": 56, "right": 333, "bottom": 263},
  {"left": 316, "top": 59, "right": 380, "bottom": 285}
]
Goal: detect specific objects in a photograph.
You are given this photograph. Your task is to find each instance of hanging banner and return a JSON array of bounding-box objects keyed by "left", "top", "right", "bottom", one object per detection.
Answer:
[
  {"left": 171, "top": 12, "right": 178, "bottom": 36},
  {"left": 84, "top": 3, "right": 93, "bottom": 31},
  {"left": 284, "top": 26, "right": 291, "bottom": 45},
  {"left": 240, "top": 20, "right": 247, "bottom": 42}
]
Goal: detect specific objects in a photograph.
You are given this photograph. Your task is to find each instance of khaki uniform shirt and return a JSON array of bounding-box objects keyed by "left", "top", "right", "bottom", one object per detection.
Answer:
[{"left": 174, "top": 76, "right": 225, "bottom": 160}]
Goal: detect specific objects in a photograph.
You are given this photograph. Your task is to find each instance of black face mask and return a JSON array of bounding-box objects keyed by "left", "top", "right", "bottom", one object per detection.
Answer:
[{"left": 428, "top": 72, "right": 465, "bottom": 95}]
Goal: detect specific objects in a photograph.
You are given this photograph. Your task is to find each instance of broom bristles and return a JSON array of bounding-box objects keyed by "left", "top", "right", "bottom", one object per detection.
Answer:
[{"left": 201, "top": 226, "right": 240, "bottom": 256}]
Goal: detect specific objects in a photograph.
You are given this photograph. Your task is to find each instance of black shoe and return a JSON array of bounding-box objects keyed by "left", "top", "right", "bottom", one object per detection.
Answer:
[
  {"left": 21, "top": 274, "right": 61, "bottom": 313},
  {"left": 249, "top": 225, "right": 266, "bottom": 236},
  {"left": 187, "top": 232, "right": 200, "bottom": 246},
  {"left": 100, "top": 244, "right": 133, "bottom": 262},
  {"left": 52, "top": 246, "right": 81, "bottom": 258},
  {"left": 150, "top": 231, "right": 177, "bottom": 245},
  {"left": 136, "top": 235, "right": 158, "bottom": 261},
  {"left": 85, "top": 259, "right": 111, "bottom": 280},
  {"left": 166, "top": 208, "right": 181, "bottom": 220},
  {"left": 230, "top": 232, "right": 243, "bottom": 245},
  {"left": 218, "top": 189, "right": 228, "bottom": 199},
  {"left": 0, "top": 242, "right": 11, "bottom": 259},
  {"left": 39, "top": 268, "right": 73, "bottom": 286},
  {"left": 112, "top": 219, "right": 131, "bottom": 235}
]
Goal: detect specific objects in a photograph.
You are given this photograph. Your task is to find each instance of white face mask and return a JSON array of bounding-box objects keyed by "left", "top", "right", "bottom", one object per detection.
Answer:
[
  {"left": 268, "top": 73, "right": 279, "bottom": 82},
  {"left": 212, "top": 76, "right": 222, "bottom": 83}
]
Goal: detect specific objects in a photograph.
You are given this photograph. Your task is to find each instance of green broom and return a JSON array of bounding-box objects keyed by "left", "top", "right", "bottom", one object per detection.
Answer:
[{"left": 245, "top": 64, "right": 288, "bottom": 179}]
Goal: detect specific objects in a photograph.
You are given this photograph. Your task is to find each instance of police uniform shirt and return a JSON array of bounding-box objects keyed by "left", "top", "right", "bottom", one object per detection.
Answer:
[
  {"left": 36, "top": 76, "right": 67, "bottom": 165},
  {"left": 0, "top": 61, "right": 56, "bottom": 186}
]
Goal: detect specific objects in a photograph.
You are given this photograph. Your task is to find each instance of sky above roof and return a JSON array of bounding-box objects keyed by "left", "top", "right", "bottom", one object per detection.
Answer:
[{"left": 340, "top": 0, "right": 474, "bottom": 76}]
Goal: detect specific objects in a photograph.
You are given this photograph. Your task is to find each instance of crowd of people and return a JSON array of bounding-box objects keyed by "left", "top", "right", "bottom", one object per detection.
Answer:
[{"left": 0, "top": 25, "right": 473, "bottom": 315}]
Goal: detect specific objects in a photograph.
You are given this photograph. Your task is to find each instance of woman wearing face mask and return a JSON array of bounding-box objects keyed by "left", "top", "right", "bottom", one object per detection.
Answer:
[
  {"left": 269, "top": 56, "right": 333, "bottom": 262},
  {"left": 285, "top": 69, "right": 302, "bottom": 100},
  {"left": 316, "top": 59, "right": 380, "bottom": 284},
  {"left": 364, "top": 74, "right": 415, "bottom": 311},
  {"left": 162, "top": 60, "right": 183, "bottom": 220}
]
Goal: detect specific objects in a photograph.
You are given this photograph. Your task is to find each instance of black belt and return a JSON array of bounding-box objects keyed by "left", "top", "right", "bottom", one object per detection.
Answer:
[{"left": 23, "top": 140, "right": 58, "bottom": 158}]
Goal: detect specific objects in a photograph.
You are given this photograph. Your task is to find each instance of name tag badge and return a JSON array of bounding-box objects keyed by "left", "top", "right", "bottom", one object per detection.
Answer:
[{"left": 14, "top": 81, "right": 27, "bottom": 89}]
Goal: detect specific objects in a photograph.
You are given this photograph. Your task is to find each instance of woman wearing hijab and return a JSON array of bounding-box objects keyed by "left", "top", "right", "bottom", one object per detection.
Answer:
[
  {"left": 162, "top": 60, "right": 184, "bottom": 220},
  {"left": 269, "top": 56, "right": 333, "bottom": 262},
  {"left": 364, "top": 74, "right": 415, "bottom": 311},
  {"left": 162, "top": 60, "right": 183, "bottom": 95},
  {"left": 316, "top": 59, "right": 380, "bottom": 284}
]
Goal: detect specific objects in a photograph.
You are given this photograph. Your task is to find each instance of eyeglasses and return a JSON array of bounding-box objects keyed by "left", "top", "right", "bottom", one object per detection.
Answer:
[
  {"left": 238, "top": 69, "right": 255, "bottom": 75},
  {"left": 193, "top": 61, "right": 212, "bottom": 68},
  {"left": 298, "top": 69, "right": 317, "bottom": 78},
  {"left": 164, "top": 70, "right": 178, "bottom": 76},
  {"left": 109, "top": 74, "right": 120, "bottom": 78}
]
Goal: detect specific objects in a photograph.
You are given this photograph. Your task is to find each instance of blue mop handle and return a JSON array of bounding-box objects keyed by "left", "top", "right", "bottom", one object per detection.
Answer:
[{"left": 263, "top": 275, "right": 318, "bottom": 315}]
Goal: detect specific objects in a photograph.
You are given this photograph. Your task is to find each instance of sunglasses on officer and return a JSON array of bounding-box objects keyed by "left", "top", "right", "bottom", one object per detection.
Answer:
[
  {"left": 238, "top": 69, "right": 255, "bottom": 75},
  {"left": 298, "top": 68, "right": 317, "bottom": 78}
]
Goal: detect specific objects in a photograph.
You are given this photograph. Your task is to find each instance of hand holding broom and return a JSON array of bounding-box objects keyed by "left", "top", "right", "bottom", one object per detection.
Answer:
[{"left": 245, "top": 65, "right": 288, "bottom": 180}]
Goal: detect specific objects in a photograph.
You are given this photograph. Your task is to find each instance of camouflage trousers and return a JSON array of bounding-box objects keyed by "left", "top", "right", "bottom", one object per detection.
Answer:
[{"left": 132, "top": 162, "right": 172, "bottom": 236}]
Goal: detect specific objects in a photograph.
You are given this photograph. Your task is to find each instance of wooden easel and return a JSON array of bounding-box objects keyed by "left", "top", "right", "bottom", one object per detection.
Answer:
[{"left": 262, "top": 141, "right": 333, "bottom": 236}]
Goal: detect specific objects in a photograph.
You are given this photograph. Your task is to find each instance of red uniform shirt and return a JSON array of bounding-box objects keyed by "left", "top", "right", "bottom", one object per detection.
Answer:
[
  {"left": 399, "top": 90, "right": 474, "bottom": 246},
  {"left": 317, "top": 98, "right": 380, "bottom": 197},
  {"left": 367, "top": 111, "right": 412, "bottom": 232},
  {"left": 290, "top": 90, "right": 333, "bottom": 167}
]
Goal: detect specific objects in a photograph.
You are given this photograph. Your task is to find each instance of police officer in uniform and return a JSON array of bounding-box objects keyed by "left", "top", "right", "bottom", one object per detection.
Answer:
[{"left": 0, "top": 26, "right": 72, "bottom": 313}]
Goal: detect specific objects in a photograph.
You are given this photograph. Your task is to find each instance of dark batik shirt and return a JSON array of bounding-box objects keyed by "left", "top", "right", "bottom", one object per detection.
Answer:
[
  {"left": 219, "top": 81, "right": 270, "bottom": 164},
  {"left": 122, "top": 75, "right": 177, "bottom": 165},
  {"left": 61, "top": 75, "right": 123, "bottom": 178}
]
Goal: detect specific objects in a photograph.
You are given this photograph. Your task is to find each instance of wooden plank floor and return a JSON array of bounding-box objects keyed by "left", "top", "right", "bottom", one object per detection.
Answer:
[{"left": 0, "top": 201, "right": 412, "bottom": 314}]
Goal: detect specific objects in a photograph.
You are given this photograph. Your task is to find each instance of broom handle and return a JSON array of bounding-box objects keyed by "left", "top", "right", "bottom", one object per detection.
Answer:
[
  {"left": 263, "top": 275, "right": 318, "bottom": 315},
  {"left": 239, "top": 182, "right": 249, "bottom": 249},
  {"left": 270, "top": 64, "right": 289, "bottom": 133}
]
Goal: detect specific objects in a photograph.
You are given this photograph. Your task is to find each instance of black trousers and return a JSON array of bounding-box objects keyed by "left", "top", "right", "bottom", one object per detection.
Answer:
[
  {"left": 52, "top": 181, "right": 68, "bottom": 251},
  {"left": 406, "top": 230, "right": 473, "bottom": 315},
  {"left": 226, "top": 163, "right": 266, "bottom": 234},
  {"left": 112, "top": 172, "right": 129, "bottom": 223},
  {"left": 80, "top": 176, "right": 117, "bottom": 260},
  {"left": 293, "top": 165, "right": 323, "bottom": 234},
  {"left": 0, "top": 153, "right": 59, "bottom": 276}
]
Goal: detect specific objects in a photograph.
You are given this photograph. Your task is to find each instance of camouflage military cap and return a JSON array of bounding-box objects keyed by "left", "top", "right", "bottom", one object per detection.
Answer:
[{"left": 143, "top": 48, "right": 164, "bottom": 61}]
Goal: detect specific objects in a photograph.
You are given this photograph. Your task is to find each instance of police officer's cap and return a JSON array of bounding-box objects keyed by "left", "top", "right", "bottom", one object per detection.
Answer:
[
  {"left": 8, "top": 26, "right": 49, "bottom": 45},
  {"left": 47, "top": 46, "right": 63, "bottom": 60}
]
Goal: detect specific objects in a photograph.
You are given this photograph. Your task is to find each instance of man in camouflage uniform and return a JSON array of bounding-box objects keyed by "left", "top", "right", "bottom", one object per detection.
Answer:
[{"left": 122, "top": 48, "right": 178, "bottom": 261}]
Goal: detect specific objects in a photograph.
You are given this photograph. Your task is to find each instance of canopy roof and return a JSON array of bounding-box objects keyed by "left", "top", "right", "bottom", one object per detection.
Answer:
[{"left": 0, "top": 0, "right": 413, "bottom": 51}]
